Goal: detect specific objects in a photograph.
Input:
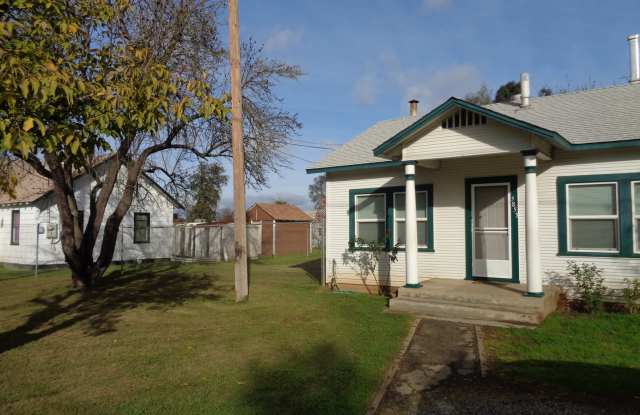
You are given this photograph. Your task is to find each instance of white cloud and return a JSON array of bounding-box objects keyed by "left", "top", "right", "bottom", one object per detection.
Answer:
[
  {"left": 353, "top": 76, "right": 379, "bottom": 105},
  {"left": 352, "top": 50, "right": 482, "bottom": 111},
  {"left": 422, "top": 0, "right": 451, "bottom": 10},
  {"left": 264, "top": 28, "right": 303, "bottom": 52}
]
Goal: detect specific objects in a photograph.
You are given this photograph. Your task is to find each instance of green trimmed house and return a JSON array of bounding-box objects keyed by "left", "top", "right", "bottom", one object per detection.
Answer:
[{"left": 307, "top": 38, "right": 640, "bottom": 300}]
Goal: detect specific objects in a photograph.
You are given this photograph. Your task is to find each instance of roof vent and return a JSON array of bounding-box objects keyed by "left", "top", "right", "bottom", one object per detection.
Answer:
[
  {"left": 409, "top": 99, "right": 419, "bottom": 116},
  {"left": 628, "top": 34, "right": 640, "bottom": 84}
]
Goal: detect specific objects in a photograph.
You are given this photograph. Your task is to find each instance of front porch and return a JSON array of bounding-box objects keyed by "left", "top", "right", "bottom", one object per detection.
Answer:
[{"left": 389, "top": 278, "right": 560, "bottom": 327}]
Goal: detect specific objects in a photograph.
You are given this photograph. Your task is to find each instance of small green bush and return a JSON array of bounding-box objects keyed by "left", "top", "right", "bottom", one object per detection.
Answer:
[
  {"left": 566, "top": 260, "right": 606, "bottom": 313},
  {"left": 622, "top": 278, "right": 640, "bottom": 314}
]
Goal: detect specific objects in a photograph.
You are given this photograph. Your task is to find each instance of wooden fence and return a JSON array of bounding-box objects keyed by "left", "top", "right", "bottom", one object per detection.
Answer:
[{"left": 173, "top": 223, "right": 262, "bottom": 261}]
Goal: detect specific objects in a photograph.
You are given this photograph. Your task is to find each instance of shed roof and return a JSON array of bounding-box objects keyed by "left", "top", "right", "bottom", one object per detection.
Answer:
[{"left": 253, "top": 203, "right": 313, "bottom": 222}]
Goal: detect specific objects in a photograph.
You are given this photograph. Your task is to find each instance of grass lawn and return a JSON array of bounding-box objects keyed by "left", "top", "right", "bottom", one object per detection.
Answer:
[
  {"left": 486, "top": 312, "right": 640, "bottom": 398},
  {"left": 0, "top": 252, "right": 411, "bottom": 414}
]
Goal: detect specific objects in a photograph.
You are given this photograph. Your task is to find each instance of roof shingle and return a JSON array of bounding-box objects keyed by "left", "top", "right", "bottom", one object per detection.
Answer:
[{"left": 310, "top": 83, "right": 640, "bottom": 171}]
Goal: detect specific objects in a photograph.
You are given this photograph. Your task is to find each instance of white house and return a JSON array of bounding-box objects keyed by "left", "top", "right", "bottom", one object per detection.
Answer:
[
  {"left": 0, "top": 158, "right": 183, "bottom": 266},
  {"left": 308, "top": 35, "right": 640, "bottom": 297}
]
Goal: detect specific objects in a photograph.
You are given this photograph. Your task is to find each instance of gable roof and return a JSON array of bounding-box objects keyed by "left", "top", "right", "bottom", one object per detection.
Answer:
[
  {"left": 253, "top": 203, "right": 313, "bottom": 222},
  {"left": 307, "top": 117, "right": 416, "bottom": 173},
  {"left": 0, "top": 160, "right": 52, "bottom": 205},
  {"left": 308, "top": 83, "right": 640, "bottom": 173},
  {"left": 0, "top": 158, "right": 184, "bottom": 209},
  {"left": 486, "top": 83, "right": 640, "bottom": 146}
]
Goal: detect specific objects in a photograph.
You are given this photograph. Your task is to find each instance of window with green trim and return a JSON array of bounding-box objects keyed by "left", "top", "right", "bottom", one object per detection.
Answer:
[
  {"left": 354, "top": 194, "right": 386, "bottom": 244},
  {"left": 393, "top": 191, "right": 429, "bottom": 247},
  {"left": 557, "top": 173, "right": 640, "bottom": 257},
  {"left": 566, "top": 182, "right": 619, "bottom": 252},
  {"left": 134, "top": 212, "right": 150, "bottom": 244},
  {"left": 349, "top": 184, "right": 434, "bottom": 251}
]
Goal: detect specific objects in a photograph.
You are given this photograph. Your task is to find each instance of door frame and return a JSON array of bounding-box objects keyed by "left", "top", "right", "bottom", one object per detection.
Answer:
[{"left": 464, "top": 175, "right": 519, "bottom": 283}]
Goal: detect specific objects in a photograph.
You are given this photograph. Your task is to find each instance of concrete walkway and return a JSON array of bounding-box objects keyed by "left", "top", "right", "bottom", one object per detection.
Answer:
[{"left": 374, "top": 319, "right": 637, "bottom": 415}]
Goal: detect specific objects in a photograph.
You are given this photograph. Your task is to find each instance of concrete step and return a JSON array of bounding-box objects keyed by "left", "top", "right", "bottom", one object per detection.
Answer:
[
  {"left": 389, "top": 297, "right": 545, "bottom": 326},
  {"left": 389, "top": 280, "right": 561, "bottom": 327}
]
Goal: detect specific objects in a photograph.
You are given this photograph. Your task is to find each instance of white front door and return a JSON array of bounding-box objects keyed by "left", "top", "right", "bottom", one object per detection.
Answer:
[{"left": 471, "top": 183, "right": 512, "bottom": 279}]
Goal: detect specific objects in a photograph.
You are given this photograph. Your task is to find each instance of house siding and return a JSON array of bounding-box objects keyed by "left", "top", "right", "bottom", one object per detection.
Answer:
[
  {"left": 401, "top": 118, "right": 551, "bottom": 161},
  {"left": 325, "top": 148, "right": 640, "bottom": 289},
  {"left": 0, "top": 164, "right": 175, "bottom": 266}
]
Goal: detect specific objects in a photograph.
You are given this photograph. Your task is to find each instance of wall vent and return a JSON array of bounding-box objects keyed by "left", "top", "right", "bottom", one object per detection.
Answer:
[{"left": 441, "top": 109, "right": 487, "bottom": 129}]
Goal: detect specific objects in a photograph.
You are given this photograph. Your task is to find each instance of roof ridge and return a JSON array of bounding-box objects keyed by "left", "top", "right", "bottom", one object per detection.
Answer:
[{"left": 485, "top": 82, "right": 639, "bottom": 108}]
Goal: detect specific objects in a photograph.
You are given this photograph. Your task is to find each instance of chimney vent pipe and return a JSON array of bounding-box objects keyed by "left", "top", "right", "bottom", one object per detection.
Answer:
[
  {"left": 628, "top": 34, "right": 640, "bottom": 84},
  {"left": 520, "top": 72, "right": 531, "bottom": 107},
  {"left": 409, "top": 99, "right": 419, "bottom": 116}
]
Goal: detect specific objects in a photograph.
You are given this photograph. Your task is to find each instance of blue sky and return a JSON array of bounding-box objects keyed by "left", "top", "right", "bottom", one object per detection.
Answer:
[{"left": 219, "top": 0, "right": 640, "bottom": 211}]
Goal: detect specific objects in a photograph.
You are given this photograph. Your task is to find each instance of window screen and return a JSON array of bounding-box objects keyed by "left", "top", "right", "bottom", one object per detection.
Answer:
[
  {"left": 394, "top": 192, "right": 428, "bottom": 247},
  {"left": 567, "top": 183, "right": 618, "bottom": 251},
  {"left": 355, "top": 194, "right": 385, "bottom": 244}
]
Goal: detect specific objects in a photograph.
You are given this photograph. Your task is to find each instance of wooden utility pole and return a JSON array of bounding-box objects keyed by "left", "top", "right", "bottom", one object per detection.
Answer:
[{"left": 228, "top": 0, "right": 248, "bottom": 302}]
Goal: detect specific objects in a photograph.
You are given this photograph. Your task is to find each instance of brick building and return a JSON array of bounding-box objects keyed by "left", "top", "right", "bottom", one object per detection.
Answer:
[{"left": 247, "top": 203, "right": 313, "bottom": 256}]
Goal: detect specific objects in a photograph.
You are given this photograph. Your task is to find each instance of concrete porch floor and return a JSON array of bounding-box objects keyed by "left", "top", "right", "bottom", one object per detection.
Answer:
[{"left": 389, "top": 279, "right": 561, "bottom": 327}]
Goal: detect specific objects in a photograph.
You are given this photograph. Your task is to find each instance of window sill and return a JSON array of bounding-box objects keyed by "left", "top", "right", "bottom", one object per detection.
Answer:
[{"left": 134, "top": 241, "right": 151, "bottom": 245}]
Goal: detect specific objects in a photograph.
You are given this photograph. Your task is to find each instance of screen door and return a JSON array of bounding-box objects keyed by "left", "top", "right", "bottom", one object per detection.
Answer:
[{"left": 471, "top": 183, "right": 512, "bottom": 279}]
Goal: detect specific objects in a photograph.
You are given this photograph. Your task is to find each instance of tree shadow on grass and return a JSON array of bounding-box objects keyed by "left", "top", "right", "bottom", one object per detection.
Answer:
[
  {"left": 492, "top": 359, "right": 640, "bottom": 400},
  {"left": 0, "top": 262, "right": 231, "bottom": 354},
  {"left": 417, "top": 360, "right": 640, "bottom": 414},
  {"left": 244, "top": 343, "right": 369, "bottom": 415},
  {"left": 290, "top": 257, "right": 322, "bottom": 284}
]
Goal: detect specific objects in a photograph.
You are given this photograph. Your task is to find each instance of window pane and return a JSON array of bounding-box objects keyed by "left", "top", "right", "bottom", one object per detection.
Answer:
[
  {"left": 416, "top": 192, "right": 427, "bottom": 218},
  {"left": 570, "top": 219, "right": 617, "bottom": 250},
  {"left": 417, "top": 221, "right": 428, "bottom": 246},
  {"left": 395, "top": 192, "right": 427, "bottom": 220},
  {"left": 635, "top": 183, "right": 640, "bottom": 213},
  {"left": 569, "top": 184, "right": 616, "bottom": 216},
  {"left": 395, "top": 194, "right": 405, "bottom": 220},
  {"left": 637, "top": 218, "right": 640, "bottom": 251},
  {"left": 395, "top": 221, "right": 405, "bottom": 245},
  {"left": 475, "top": 232, "right": 509, "bottom": 260},
  {"left": 356, "top": 195, "right": 385, "bottom": 220},
  {"left": 395, "top": 221, "right": 428, "bottom": 247},
  {"left": 358, "top": 222, "right": 385, "bottom": 243},
  {"left": 11, "top": 210, "right": 19, "bottom": 244}
]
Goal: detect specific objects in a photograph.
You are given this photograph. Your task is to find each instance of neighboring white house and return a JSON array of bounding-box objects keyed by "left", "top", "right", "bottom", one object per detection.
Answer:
[
  {"left": 307, "top": 35, "right": 640, "bottom": 296},
  {"left": 0, "top": 158, "right": 183, "bottom": 266}
]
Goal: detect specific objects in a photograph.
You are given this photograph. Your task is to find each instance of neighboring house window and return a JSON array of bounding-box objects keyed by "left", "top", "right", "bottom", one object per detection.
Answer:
[
  {"left": 354, "top": 194, "right": 386, "bottom": 244},
  {"left": 349, "top": 184, "right": 434, "bottom": 252},
  {"left": 634, "top": 182, "right": 640, "bottom": 253},
  {"left": 558, "top": 174, "right": 640, "bottom": 257},
  {"left": 134, "top": 213, "right": 150, "bottom": 243},
  {"left": 394, "top": 191, "right": 429, "bottom": 247},
  {"left": 566, "top": 183, "right": 619, "bottom": 252},
  {"left": 10, "top": 210, "right": 19, "bottom": 245}
]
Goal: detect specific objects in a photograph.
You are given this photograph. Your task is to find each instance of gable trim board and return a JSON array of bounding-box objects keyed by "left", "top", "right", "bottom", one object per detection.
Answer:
[
  {"left": 556, "top": 172, "right": 640, "bottom": 258},
  {"left": 373, "top": 97, "right": 640, "bottom": 157},
  {"left": 348, "top": 184, "right": 434, "bottom": 253},
  {"left": 464, "top": 175, "right": 520, "bottom": 283}
]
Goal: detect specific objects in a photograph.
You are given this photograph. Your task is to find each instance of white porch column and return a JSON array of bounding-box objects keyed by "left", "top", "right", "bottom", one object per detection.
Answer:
[
  {"left": 404, "top": 162, "right": 421, "bottom": 287},
  {"left": 523, "top": 150, "right": 544, "bottom": 297}
]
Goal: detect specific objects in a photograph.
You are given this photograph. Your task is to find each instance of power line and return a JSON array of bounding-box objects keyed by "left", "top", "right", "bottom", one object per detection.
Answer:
[{"left": 287, "top": 142, "right": 336, "bottom": 150}]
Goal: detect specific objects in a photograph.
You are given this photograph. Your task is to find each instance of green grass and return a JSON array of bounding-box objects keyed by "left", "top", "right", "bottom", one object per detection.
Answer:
[
  {"left": 0, "top": 252, "right": 410, "bottom": 414},
  {"left": 486, "top": 312, "right": 640, "bottom": 397}
]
